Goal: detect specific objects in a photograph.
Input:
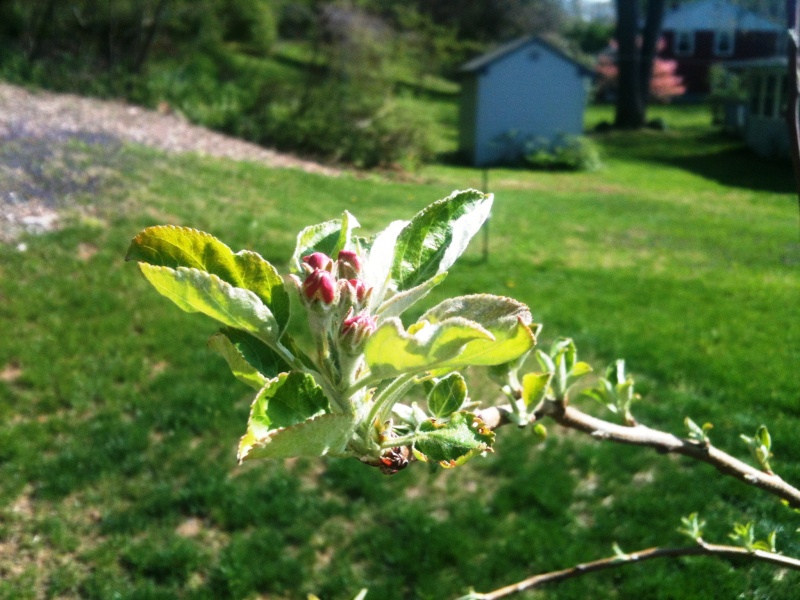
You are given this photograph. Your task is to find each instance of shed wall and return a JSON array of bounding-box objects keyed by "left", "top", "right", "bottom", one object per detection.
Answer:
[{"left": 472, "top": 42, "right": 588, "bottom": 166}]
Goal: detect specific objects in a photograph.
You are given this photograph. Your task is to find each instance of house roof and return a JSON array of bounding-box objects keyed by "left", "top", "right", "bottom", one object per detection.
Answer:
[
  {"left": 459, "top": 36, "right": 595, "bottom": 77},
  {"left": 663, "top": 0, "right": 782, "bottom": 32}
]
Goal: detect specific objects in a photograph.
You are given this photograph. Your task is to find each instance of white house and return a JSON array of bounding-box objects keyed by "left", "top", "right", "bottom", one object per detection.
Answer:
[
  {"left": 458, "top": 36, "right": 594, "bottom": 167},
  {"left": 726, "top": 56, "right": 790, "bottom": 158}
]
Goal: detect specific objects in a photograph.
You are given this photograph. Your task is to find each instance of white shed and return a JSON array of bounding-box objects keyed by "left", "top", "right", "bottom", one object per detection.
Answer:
[{"left": 458, "top": 36, "right": 594, "bottom": 167}]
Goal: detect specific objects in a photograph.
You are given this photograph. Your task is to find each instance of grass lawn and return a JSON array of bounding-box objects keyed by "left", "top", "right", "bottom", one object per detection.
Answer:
[{"left": 1, "top": 106, "right": 799, "bottom": 600}]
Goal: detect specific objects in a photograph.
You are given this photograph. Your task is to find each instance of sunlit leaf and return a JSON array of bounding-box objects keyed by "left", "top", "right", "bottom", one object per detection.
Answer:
[
  {"left": 364, "top": 317, "right": 492, "bottom": 378},
  {"left": 522, "top": 372, "right": 552, "bottom": 407},
  {"left": 363, "top": 219, "right": 408, "bottom": 309},
  {"left": 138, "top": 265, "right": 279, "bottom": 339},
  {"left": 391, "top": 189, "right": 493, "bottom": 291},
  {"left": 421, "top": 294, "right": 537, "bottom": 367},
  {"left": 237, "top": 371, "right": 341, "bottom": 462},
  {"left": 127, "top": 226, "right": 290, "bottom": 333},
  {"left": 290, "top": 211, "right": 360, "bottom": 273},
  {"left": 239, "top": 413, "right": 354, "bottom": 462},
  {"left": 376, "top": 273, "right": 447, "bottom": 322}
]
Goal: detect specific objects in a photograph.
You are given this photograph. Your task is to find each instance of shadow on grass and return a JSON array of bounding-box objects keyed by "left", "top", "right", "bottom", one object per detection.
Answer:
[
  {"left": 595, "top": 129, "right": 796, "bottom": 194},
  {"left": 657, "top": 146, "right": 795, "bottom": 194}
]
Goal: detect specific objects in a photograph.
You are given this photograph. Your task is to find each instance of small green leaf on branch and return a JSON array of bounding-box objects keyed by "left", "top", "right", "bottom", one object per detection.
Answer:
[
  {"left": 678, "top": 512, "right": 706, "bottom": 542},
  {"left": 729, "top": 522, "right": 776, "bottom": 553},
  {"left": 685, "top": 417, "right": 713, "bottom": 446},
  {"left": 411, "top": 411, "right": 495, "bottom": 467},
  {"left": 741, "top": 425, "right": 773, "bottom": 474},
  {"left": 522, "top": 371, "right": 553, "bottom": 407},
  {"left": 427, "top": 373, "right": 468, "bottom": 418}
]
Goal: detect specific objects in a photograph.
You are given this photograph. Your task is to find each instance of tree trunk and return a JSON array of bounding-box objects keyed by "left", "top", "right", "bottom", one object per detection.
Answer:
[
  {"left": 639, "top": 0, "right": 666, "bottom": 112},
  {"left": 27, "top": 0, "right": 57, "bottom": 60},
  {"left": 133, "top": 0, "right": 170, "bottom": 73},
  {"left": 614, "top": 0, "right": 644, "bottom": 128}
]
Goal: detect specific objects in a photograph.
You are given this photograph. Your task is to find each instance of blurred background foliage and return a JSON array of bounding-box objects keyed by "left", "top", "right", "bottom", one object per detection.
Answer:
[{"left": 0, "top": 0, "right": 609, "bottom": 167}]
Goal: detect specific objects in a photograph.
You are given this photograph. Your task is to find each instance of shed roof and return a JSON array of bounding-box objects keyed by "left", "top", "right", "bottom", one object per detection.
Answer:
[
  {"left": 663, "top": 0, "right": 782, "bottom": 32},
  {"left": 459, "top": 36, "right": 595, "bottom": 77}
]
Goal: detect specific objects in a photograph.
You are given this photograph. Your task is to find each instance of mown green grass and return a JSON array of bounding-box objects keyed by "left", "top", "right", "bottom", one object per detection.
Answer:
[{"left": 1, "top": 110, "right": 799, "bottom": 600}]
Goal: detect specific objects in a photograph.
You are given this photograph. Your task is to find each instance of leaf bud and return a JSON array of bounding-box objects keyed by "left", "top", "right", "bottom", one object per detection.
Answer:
[{"left": 303, "top": 269, "right": 337, "bottom": 305}]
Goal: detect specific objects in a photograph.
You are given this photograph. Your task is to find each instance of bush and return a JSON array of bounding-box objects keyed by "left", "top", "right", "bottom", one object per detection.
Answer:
[
  {"left": 524, "top": 134, "right": 603, "bottom": 172},
  {"left": 217, "top": 0, "right": 277, "bottom": 56},
  {"left": 256, "top": 83, "right": 435, "bottom": 168}
]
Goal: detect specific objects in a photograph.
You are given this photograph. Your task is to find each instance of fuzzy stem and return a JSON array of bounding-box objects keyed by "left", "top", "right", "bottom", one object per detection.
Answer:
[{"left": 366, "top": 373, "right": 417, "bottom": 428}]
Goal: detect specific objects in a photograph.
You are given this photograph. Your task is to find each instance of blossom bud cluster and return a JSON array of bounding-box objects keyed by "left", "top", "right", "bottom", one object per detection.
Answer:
[{"left": 297, "top": 249, "right": 376, "bottom": 352}]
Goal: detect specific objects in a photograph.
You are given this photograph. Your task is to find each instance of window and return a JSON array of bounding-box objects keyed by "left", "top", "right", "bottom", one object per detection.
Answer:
[
  {"left": 763, "top": 74, "right": 777, "bottom": 118},
  {"left": 714, "top": 31, "right": 734, "bottom": 57},
  {"left": 674, "top": 31, "right": 695, "bottom": 56}
]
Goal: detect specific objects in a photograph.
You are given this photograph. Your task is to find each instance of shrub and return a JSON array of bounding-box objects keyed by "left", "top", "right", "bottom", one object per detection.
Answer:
[{"left": 524, "top": 134, "right": 603, "bottom": 171}]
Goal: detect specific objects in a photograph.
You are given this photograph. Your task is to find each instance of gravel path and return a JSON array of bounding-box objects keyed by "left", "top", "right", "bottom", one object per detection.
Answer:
[{"left": 0, "top": 83, "right": 338, "bottom": 242}]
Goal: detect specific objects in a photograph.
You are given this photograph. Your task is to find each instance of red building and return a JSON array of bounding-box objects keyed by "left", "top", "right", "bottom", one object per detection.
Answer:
[{"left": 659, "top": 0, "right": 783, "bottom": 94}]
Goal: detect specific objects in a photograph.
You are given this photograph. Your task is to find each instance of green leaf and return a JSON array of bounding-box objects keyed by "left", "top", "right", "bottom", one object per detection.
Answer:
[
  {"left": 363, "top": 220, "right": 408, "bottom": 308},
  {"left": 139, "top": 265, "right": 279, "bottom": 339},
  {"left": 238, "top": 371, "right": 337, "bottom": 461},
  {"left": 412, "top": 411, "right": 494, "bottom": 466},
  {"left": 427, "top": 373, "right": 468, "bottom": 418},
  {"left": 756, "top": 425, "right": 771, "bottom": 452},
  {"left": 391, "top": 190, "right": 493, "bottom": 291},
  {"left": 364, "top": 317, "right": 493, "bottom": 378},
  {"left": 420, "top": 294, "right": 537, "bottom": 368},
  {"left": 522, "top": 372, "right": 553, "bottom": 407},
  {"left": 215, "top": 328, "right": 294, "bottom": 378},
  {"left": 239, "top": 413, "right": 354, "bottom": 462},
  {"left": 376, "top": 273, "right": 447, "bottom": 322},
  {"left": 127, "top": 226, "right": 290, "bottom": 334},
  {"left": 569, "top": 361, "right": 593, "bottom": 379},
  {"left": 335, "top": 210, "right": 360, "bottom": 255},
  {"left": 208, "top": 333, "right": 269, "bottom": 390},
  {"left": 290, "top": 219, "right": 341, "bottom": 273},
  {"left": 290, "top": 211, "right": 360, "bottom": 273}
]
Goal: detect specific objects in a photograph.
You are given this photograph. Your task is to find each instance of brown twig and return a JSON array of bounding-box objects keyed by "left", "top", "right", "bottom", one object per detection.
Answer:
[
  {"left": 476, "top": 401, "right": 800, "bottom": 508},
  {"left": 459, "top": 542, "right": 800, "bottom": 600}
]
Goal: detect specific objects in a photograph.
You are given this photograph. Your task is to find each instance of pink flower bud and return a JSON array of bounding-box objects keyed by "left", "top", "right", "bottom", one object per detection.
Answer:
[
  {"left": 340, "top": 313, "right": 377, "bottom": 348},
  {"left": 348, "top": 279, "right": 368, "bottom": 303},
  {"left": 337, "top": 250, "right": 362, "bottom": 278},
  {"left": 303, "top": 252, "right": 333, "bottom": 272},
  {"left": 303, "top": 269, "right": 336, "bottom": 305}
]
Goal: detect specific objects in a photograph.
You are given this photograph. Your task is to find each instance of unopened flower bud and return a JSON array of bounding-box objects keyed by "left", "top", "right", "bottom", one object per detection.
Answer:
[
  {"left": 303, "top": 269, "right": 336, "bottom": 305},
  {"left": 303, "top": 252, "right": 333, "bottom": 272},
  {"left": 348, "top": 278, "right": 368, "bottom": 303},
  {"left": 340, "top": 313, "right": 377, "bottom": 349},
  {"left": 337, "top": 250, "right": 362, "bottom": 278}
]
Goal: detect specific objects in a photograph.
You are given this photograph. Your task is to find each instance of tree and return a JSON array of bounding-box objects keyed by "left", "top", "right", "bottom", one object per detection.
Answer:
[
  {"left": 614, "top": 0, "right": 667, "bottom": 128},
  {"left": 597, "top": 39, "right": 685, "bottom": 103}
]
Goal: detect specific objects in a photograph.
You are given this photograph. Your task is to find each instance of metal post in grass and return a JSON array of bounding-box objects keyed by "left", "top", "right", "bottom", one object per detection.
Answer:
[{"left": 481, "top": 168, "right": 490, "bottom": 263}]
